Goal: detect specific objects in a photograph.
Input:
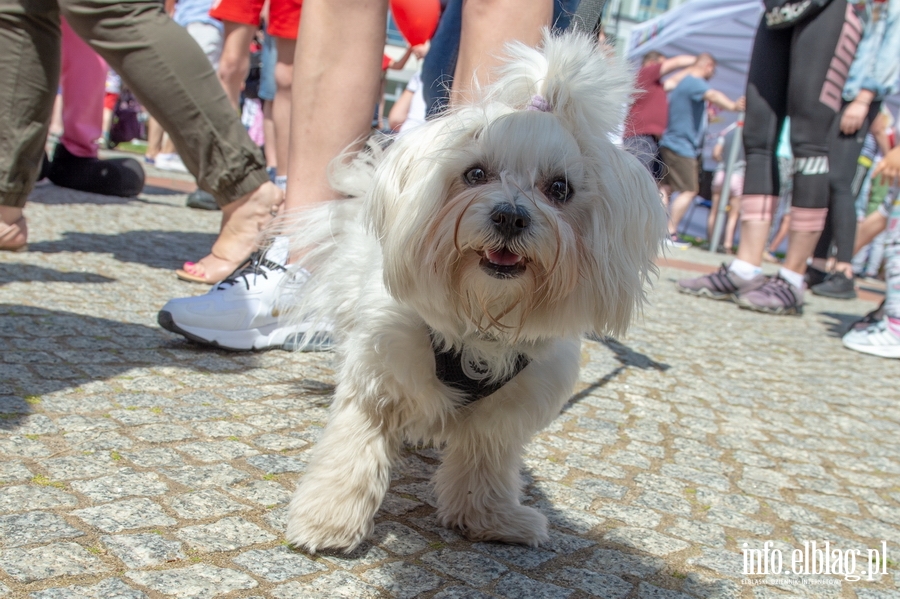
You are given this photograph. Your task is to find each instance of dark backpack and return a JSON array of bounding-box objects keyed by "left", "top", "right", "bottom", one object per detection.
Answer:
[{"left": 109, "top": 88, "right": 144, "bottom": 146}]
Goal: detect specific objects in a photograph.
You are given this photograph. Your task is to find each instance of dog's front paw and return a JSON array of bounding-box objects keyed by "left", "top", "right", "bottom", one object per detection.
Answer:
[
  {"left": 285, "top": 483, "right": 375, "bottom": 554},
  {"left": 440, "top": 504, "right": 549, "bottom": 547}
]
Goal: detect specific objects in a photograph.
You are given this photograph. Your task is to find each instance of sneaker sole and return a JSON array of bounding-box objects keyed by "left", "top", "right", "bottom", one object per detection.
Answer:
[
  {"left": 675, "top": 285, "right": 734, "bottom": 301},
  {"left": 842, "top": 338, "right": 900, "bottom": 358},
  {"left": 810, "top": 288, "right": 857, "bottom": 299},
  {"left": 735, "top": 299, "right": 803, "bottom": 316},
  {"left": 158, "top": 310, "right": 332, "bottom": 352}
]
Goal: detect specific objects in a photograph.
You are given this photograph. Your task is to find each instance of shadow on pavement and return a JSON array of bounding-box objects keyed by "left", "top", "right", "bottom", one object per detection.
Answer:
[
  {"left": 0, "top": 303, "right": 272, "bottom": 433},
  {"left": 0, "top": 263, "right": 115, "bottom": 287},
  {"left": 817, "top": 311, "right": 864, "bottom": 338},
  {"left": 28, "top": 182, "right": 181, "bottom": 206},
  {"left": 24, "top": 230, "right": 217, "bottom": 270}
]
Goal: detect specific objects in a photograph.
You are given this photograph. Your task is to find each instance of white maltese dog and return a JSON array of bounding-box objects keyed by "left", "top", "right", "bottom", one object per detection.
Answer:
[{"left": 281, "top": 30, "right": 666, "bottom": 553}]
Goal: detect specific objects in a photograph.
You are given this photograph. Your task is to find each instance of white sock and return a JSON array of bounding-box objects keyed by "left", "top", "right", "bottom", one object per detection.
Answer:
[
  {"left": 275, "top": 175, "right": 287, "bottom": 191},
  {"left": 779, "top": 267, "right": 804, "bottom": 290},
  {"left": 729, "top": 258, "right": 762, "bottom": 281}
]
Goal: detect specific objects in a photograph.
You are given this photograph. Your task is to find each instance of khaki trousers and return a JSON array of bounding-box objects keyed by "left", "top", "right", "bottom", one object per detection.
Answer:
[{"left": 0, "top": 0, "right": 268, "bottom": 208}]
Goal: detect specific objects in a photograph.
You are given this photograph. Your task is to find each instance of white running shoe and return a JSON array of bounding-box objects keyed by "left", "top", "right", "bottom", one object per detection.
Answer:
[
  {"left": 842, "top": 318, "right": 900, "bottom": 359},
  {"left": 157, "top": 237, "right": 332, "bottom": 351},
  {"left": 154, "top": 153, "right": 189, "bottom": 173}
]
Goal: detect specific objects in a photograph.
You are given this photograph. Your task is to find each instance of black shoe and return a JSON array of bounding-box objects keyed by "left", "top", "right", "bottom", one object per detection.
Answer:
[
  {"left": 804, "top": 265, "right": 828, "bottom": 288},
  {"left": 38, "top": 152, "right": 51, "bottom": 182},
  {"left": 851, "top": 300, "right": 885, "bottom": 330},
  {"left": 48, "top": 142, "right": 144, "bottom": 197},
  {"left": 811, "top": 271, "right": 857, "bottom": 299},
  {"left": 186, "top": 189, "right": 220, "bottom": 211}
]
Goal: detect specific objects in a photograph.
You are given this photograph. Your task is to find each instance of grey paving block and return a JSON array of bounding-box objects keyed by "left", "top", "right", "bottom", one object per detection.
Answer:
[
  {"left": 361, "top": 562, "right": 444, "bottom": 599},
  {"left": 0, "top": 542, "right": 109, "bottom": 583},
  {"left": 162, "top": 464, "right": 249, "bottom": 488},
  {"left": 70, "top": 470, "right": 168, "bottom": 502},
  {"left": 547, "top": 567, "right": 633, "bottom": 598},
  {"left": 420, "top": 549, "right": 507, "bottom": 586},
  {"left": 372, "top": 521, "right": 430, "bottom": 556},
  {"left": 0, "top": 484, "right": 78, "bottom": 512},
  {"left": 72, "top": 497, "right": 176, "bottom": 533},
  {"left": 0, "top": 511, "right": 84, "bottom": 548},
  {"left": 29, "top": 577, "right": 148, "bottom": 599},
  {"left": 176, "top": 516, "right": 276, "bottom": 552},
  {"left": 132, "top": 423, "right": 195, "bottom": 443},
  {"left": 270, "top": 572, "right": 381, "bottom": 598},
  {"left": 232, "top": 546, "right": 327, "bottom": 582},
  {"left": 43, "top": 453, "right": 116, "bottom": 480},
  {"left": 101, "top": 533, "right": 185, "bottom": 568},
  {"left": 493, "top": 571, "right": 574, "bottom": 598},
  {"left": 226, "top": 480, "right": 292, "bottom": 507},
  {"left": 175, "top": 440, "right": 259, "bottom": 462},
  {"left": 168, "top": 489, "right": 250, "bottom": 519},
  {"left": 126, "top": 563, "right": 258, "bottom": 598}
]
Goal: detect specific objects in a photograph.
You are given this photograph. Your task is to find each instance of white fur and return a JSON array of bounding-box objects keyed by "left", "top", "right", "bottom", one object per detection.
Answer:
[{"left": 280, "top": 30, "right": 667, "bottom": 554}]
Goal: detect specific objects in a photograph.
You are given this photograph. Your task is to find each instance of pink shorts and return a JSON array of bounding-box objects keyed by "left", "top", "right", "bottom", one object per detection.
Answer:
[{"left": 712, "top": 169, "right": 744, "bottom": 197}]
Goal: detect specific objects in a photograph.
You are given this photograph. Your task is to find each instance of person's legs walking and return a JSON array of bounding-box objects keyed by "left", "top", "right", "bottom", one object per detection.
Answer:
[
  {"left": 61, "top": 0, "right": 281, "bottom": 283},
  {"left": 0, "top": 0, "right": 60, "bottom": 251}
]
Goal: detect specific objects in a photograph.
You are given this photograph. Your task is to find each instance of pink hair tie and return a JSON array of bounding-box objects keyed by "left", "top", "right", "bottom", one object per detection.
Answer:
[{"left": 526, "top": 94, "right": 551, "bottom": 112}]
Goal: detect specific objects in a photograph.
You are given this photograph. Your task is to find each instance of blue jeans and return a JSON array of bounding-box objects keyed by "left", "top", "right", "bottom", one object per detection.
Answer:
[{"left": 422, "top": 0, "right": 581, "bottom": 118}]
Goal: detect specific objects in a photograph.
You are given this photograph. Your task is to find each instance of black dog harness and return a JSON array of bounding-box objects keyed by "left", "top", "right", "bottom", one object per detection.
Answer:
[{"left": 429, "top": 330, "right": 530, "bottom": 405}]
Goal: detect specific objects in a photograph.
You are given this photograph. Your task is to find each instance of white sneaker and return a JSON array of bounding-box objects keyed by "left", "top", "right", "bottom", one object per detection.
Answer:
[
  {"left": 157, "top": 238, "right": 332, "bottom": 351},
  {"left": 154, "top": 153, "right": 189, "bottom": 173},
  {"left": 842, "top": 318, "right": 900, "bottom": 359}
]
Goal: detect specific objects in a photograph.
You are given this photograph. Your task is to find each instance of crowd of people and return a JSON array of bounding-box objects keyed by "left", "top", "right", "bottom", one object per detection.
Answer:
[
  {"left": 622, "top": 0, "right": 900, "bottom": 358},
  {"left": 0, "top": 0, "right": 898, "bottom": 359}
]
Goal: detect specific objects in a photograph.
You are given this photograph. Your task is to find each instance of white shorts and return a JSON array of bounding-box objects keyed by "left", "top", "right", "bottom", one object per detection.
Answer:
[{"left": 186, "top": 22, "right": 224, "bottom": 71}]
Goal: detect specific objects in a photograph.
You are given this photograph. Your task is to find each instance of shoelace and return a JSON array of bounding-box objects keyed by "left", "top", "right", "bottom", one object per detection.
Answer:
[
  {"left": 760, "top": 275, "right": 799, "bottom": 303},
  {"left": 216, "top": 250, "right": 287, "bottom": 291}
]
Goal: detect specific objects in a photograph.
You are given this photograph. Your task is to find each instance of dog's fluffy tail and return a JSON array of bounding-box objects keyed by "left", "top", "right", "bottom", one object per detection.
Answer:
[{"left": 486, "top": 29, "right": 633, "bottom": 140}]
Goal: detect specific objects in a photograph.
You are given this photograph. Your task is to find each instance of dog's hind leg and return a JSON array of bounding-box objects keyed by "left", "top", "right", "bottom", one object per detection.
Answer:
[
  {"left": 433, "top": 419, "right": 549, "bottom": 547},
  {"left": 285, "top": 395, "right": 398, "bottom": 553}
]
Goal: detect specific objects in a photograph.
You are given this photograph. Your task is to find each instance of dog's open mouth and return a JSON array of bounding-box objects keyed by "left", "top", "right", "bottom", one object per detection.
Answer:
[{"left": 479, "top": 248, "right": 527, "bottom": 279}]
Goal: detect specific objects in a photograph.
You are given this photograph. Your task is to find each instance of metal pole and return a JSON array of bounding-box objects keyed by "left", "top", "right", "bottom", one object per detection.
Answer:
[{"left": 709, "top": 112, "right": 744, "bottom": 254}]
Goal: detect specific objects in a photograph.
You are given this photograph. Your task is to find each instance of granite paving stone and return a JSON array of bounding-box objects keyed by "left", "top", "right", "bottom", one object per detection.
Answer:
[
  {"left": 100, "top": 533, "right": 186, "bottom": 568},
  {"left": 0, "top": 511, "right": 85, "bottom": 548},
  {"left": 0, "top": 542, "right": 109, "bottom": 583},
  {"left": 72, "top": 497, "right": 176, "bottom": 532},
  {"left": 176, "top": 516, "right": 277, "bottom": 552},
  {"left": 232, "top": 546, "right": 326, "bottom": 582},
  {"left": 1, "top": 185, "right": 898, "bottom": 598},
  {"left": 29, "top": 577, "right": 148, "bottom": 599},
  {"left": 126, "top": 563, "right": 258, "bottom": 598}
]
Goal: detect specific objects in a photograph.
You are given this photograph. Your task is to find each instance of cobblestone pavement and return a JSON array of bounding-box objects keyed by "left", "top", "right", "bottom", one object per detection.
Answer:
[{"left": 1, "top": 180, "right": 899, "bottom": 599}]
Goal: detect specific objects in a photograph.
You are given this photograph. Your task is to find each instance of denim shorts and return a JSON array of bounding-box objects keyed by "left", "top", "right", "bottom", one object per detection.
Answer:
[{"left": 258, "top": 31, "right": 277, "bottom": 102}]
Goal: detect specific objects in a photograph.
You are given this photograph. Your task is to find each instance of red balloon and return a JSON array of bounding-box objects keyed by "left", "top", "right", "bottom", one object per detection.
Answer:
[{"left": 390, "top": 0, "right": 441, "bottom": 46}]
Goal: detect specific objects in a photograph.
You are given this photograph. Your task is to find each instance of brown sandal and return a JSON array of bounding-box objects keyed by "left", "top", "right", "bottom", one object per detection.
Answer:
[{"left": 0, "top": 216, "right": 27, "bottom": 252}]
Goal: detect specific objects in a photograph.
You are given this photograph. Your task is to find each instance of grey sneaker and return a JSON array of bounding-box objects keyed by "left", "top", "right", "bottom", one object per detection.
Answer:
[
  {"left": 811, "top": 271, "right": 856, "bottom": 299},
  {"left": 735, "top": 275, "right": 803, "bottom": 315},
  {"left": 675, "top": 263, "right": 767, "bottom": 300}
]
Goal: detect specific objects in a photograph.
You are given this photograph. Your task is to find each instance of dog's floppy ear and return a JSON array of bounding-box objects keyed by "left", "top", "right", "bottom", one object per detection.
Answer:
[{"left": 487, "top": 30, "right": 633, "bottom": 141}]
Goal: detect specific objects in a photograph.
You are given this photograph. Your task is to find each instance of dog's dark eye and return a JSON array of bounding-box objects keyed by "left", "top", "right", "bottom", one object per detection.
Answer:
[
  {"left": 464, "top": 167, "right": 488, "bottom": 185},
  {"left": 547, "top": 179, "right": 572, "bottom": 203}
]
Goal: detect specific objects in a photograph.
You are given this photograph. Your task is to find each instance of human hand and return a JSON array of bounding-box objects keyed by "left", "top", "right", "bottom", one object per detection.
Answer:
[
  {"left": 411, "top": 43, "right": 429, "bottom": 59},
  {"left": 840, "top": 100, "right": 868, "bottom": 135},
  {"left": 873, "top": 146, "right": 900, "bottom": 186},
  {"left": 734, "top": 96, "right": 746, "bottom": 112},
  {"left": 713, "top": 143, "right": 724, "bottom": 163}
]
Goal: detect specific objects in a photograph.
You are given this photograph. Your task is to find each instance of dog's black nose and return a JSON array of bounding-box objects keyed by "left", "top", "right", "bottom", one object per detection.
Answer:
[{"left": 490, "top": 204, "right": 531, "bottom": 238}]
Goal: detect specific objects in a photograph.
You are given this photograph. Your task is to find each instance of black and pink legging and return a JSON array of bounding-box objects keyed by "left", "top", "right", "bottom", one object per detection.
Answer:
[{"left": 741, "top": 0, "right": 863, "bottom": 231}]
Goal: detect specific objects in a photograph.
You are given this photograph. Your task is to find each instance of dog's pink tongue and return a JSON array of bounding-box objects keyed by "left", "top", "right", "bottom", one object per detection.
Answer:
[{"left": 486, "top": 248, "right": 522, "bottom": 266}]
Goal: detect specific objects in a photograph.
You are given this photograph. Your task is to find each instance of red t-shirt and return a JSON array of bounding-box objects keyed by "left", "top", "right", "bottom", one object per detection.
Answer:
[{"left": 623, "top": 63, "right": 668, "bottom": 139}]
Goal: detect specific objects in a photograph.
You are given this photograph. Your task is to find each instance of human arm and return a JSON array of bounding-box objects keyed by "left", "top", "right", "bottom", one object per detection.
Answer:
[
  {"left": 662, "top": 68, "right": 690, "bottom": 91},
  {"left": 873, "top": 144, "right": 900, "bottom": 186},
  {"left": 164, "top": 0, "right": 176, "bottom": 15},
  {"left": 387, "top": 46, "right": 415, "bottom": 70},
  {"left": 659, "top": 54, "right": 696, "bottom": 77},
  {"left": 704, "top": 89, "right": 745, "bottom": 112},
  {"left": 840, "top": 88, "right": 876, "bottom": 134},
  {"left": 387, "top": 89, "right": 415, "bottom": 131}
]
